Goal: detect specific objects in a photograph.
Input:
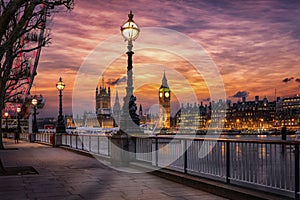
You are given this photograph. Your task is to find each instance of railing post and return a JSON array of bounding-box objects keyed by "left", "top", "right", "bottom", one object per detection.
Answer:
[
  {"left": 70, "top": 134, "right": 72, "bottom": 148},
  {"left": 155, "top": 137, "right": 158, "bottom": 167},
  {"left": 89, "top": 135, "right": 91, "bottom": 152},
  {"left": 226, "top": 141, "right": 231, "bottom": 184},
  {"left": 184, "top": 139, "right": 188, "bottom": 174},
  {"left": 76, "top": 135, "right": 78, "bottom": 149},
  {"left": 295, "top": 144, "right": 299, "bottom": 200},
  {"left": 97, "top": 135, "right": 100, "bottom": 154},
  {"left": 108, "top": 136, "right": 110, "bottom": 156},
  {"left": 81, "top": 135, "right": 84, "bottom": 150},
  {"left": 134, "top": 137, "right": 137, "bottom": 154}
]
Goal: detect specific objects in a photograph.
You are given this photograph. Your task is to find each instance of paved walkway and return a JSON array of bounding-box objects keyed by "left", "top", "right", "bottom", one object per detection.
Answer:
[{"left": 0, "top": 138, "right": 227, "bottom": 200}]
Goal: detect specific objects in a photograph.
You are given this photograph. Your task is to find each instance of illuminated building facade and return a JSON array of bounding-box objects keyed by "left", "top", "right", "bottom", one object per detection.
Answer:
[
  {"left": 95, "top": 78, "right": 114, "bottom": 128},
  {"left": 175, "top": 102, "right": 207, "bottom": 132},
  {"left": 159, "top": 71, "right": 171, "bottom": 128},
  {"left": 225, "top": 96, "right": 275, "bottom": 130},
  {"left": 275, "top": 95, "right": 300, "bottom": 129}
]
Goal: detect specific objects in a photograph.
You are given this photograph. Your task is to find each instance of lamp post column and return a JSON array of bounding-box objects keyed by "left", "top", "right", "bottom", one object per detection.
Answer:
[
  {"left": 120, "top": 11, "right": 141, "bottom": 133},
  {"left": 55, "top": 77, "right": 66, "bottom": 147},
  {"left": 110, "top": 11, "right": 141, "bottom": 167},
  {"left": 16, "top": 108, "right": 21, "bottom": 143},
  {"left": 4, "top": 112, "right": 8, "bottom": 138},
  {"left": 31, "top": 98, "right": 39, "bottom": 142},
  {"left": 32, "top": 105, "right": 38, "bottom": 133},
  {"left": 5, "top": 116, "right": 8, "bottom": 132},
  {"left": 59, "top": 89, "right": 63, "bottom": 122}
]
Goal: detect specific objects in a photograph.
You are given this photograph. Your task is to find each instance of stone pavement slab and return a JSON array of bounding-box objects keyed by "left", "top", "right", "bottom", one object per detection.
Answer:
[{"left": 0, "top": 138, "right": 227, "bottom": 200}]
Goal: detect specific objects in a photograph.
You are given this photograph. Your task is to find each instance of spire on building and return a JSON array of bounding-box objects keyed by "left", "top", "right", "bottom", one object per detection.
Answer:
[
  {"left": 113, "top": 90, "right": 120, "bottom": 110},
  {"left": 113, "top": 90, "right": 121, "bottom": 127},
  {"left": 139, "top": 104, "right": 143, "bottom": 115},
  {"left": 161, "top": 70, "right": 169, "bottom": 88}
]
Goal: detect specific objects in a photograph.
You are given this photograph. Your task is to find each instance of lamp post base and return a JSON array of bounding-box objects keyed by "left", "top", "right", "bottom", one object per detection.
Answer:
[
  {"left": 55, "top": 123, "right": 65, "bottom": 147},
  {"left": 110, "top": 130, "right": 137, "bottom": 167},
  {"left": 29, "top": 133, "right": 36, "bottom": 142},
  {"left": 53, "top": 133, "right": 62, "bottom": 147}
]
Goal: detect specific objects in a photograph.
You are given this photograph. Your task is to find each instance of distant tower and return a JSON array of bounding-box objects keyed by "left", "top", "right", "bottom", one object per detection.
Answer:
[
  {"left": 113, "top": 90, "right": 121, "bottom": 127},
  {"left": 139, "top": 104, "right": 143, "bottom": 117},
  {"left": 159, "top": 71, "right": 171, "bottom": 128},
  {"left": 95, "top": 77, "right": 113, "bottom": 128},
  {"left": 139, "top": 104, "right": 146, "bottom": 125}
]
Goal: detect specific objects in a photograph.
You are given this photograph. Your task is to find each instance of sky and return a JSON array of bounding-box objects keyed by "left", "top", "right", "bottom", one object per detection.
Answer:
[{"left": 33, "top": 0, "right": 300, "bottom": 118}]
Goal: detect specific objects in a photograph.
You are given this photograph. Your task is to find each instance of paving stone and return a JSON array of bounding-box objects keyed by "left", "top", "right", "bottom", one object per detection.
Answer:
[{"left": 0, "top": 138, "right": 227, "bottom": 200}]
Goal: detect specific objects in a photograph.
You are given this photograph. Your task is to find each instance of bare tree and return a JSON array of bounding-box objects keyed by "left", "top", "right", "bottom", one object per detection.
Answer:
[{"left": 0, "top": 0, "right": 74, "bottom": 150}]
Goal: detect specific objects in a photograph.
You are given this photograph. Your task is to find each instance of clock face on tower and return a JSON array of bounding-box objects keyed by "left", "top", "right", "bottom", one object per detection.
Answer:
[
  {"left": 165, "top": 92, "right": 169, "bottom": 98},
  {"left": 159, "top": 92, "right": 163, "bottom": 98}
]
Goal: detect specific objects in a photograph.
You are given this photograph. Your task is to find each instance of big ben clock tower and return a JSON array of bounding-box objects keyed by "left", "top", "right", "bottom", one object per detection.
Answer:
[{"left": 159, "top": 71, "right": 171, "bottom": 128}]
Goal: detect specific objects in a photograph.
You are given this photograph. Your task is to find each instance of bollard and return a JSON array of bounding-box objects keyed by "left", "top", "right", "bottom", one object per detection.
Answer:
[{"left": 281, "top": 126, "right": 287, "bottom": 140}]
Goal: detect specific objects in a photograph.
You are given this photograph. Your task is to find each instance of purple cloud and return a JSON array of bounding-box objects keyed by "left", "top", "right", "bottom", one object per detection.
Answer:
[
  {"left": 107, "top": 76, "right": 127, "bottom": 86},
  {"left": 231, "top": 91, "right": 249, "bottom": 98}
]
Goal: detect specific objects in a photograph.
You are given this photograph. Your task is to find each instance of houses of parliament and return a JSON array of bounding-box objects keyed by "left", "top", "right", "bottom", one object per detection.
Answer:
[{"left": 94, "top": 73, "right": 171, "bottom": 129}]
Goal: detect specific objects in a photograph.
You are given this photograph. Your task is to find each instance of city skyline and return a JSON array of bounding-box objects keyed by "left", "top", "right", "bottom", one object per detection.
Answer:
[{"left": 33, "top": 0, "right": 300, "bottom": 117}]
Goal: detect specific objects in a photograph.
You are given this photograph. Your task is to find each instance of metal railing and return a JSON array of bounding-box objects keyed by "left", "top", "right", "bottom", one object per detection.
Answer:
[
  {"left": 61, "top": 134, "right": 110, "bottom": 156},
  {"left": 135, "top": 136, "right": 300, "bottom": 199},
  {"left": 15, "top": 132, "right": 300, "bottom": 199}
]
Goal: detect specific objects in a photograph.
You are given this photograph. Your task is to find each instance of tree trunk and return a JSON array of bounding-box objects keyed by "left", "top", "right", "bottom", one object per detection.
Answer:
[
  {"left": 0, "top": 158, "right": 6, "bottom": 175},
  {"left": 0, "top": 76, "right": 6, "bottom": 150}
]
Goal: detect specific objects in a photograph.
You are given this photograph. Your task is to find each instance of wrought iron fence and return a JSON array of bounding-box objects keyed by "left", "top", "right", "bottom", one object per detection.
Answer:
[{"left": 17, "top": 132, "right": 300, "bottom": 199}]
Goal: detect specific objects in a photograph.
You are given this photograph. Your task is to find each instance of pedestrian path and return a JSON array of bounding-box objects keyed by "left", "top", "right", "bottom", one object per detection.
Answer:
[{"left": 0, "top": 138, "right": 227, "bottom": 200}]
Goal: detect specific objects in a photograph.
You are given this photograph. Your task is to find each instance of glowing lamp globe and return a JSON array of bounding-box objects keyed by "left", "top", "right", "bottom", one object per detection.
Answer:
[
  {"left": 56, "top": 77, "right": 65, "bottom": 91},
  {"left": 17, "top": 107, "right": 21, "bottom": 113},
  {"left": 4, "top": 112, "right": 8, "bottom": 117},
  {"left": 32, "top": 98, "right": 38, "bottom": 106},
  {"left": 121, "top": 11, "right": 140, "bottom": 41}
]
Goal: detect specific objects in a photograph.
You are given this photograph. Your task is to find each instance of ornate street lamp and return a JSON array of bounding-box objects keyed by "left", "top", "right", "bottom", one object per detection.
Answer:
[
  {"left": 16, "top": 107, "right": 21, "bottom": 134},
  {"left": 119, "top": 11, "right": 141, "bottom": 132},
  {"left": 4, "top": 112, "right": 8, "bottom": 132},
  {"left": 56, "top": 77, "right": 66, "bottom": 134},
  {"left": 4, "top": 112, "right": 9, "bottom": 138},
  {"left": 32, "top": 98, "right": 38, "bottom": 133},
  {"left": 121, "top": 11, "right": 140, "bottom": 52}
]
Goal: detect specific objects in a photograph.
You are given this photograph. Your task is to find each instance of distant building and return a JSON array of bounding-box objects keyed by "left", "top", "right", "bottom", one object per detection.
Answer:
[
  {"left": 172, "top": 92, "right": 300, "bottom": 132},
  {"left": 175, "top": 103, "right": 202, "bottom": 131},
  {"left": 65, "top": 114, "right": 76, "bottom": 128},
  {"left": 112, "top": 90, "right": 121, "bottom": 127},
  {"left": 275, "top": 95, "right": 300, "bottom": 129},
  {"left": 225, "top": 96, "right": 276, "bottom": 130},
  {"left": 139, "top": 104, "right": 148, "bottom": 125},
  {"left": 95, "top": 78, "right": 114, "bottom": 128},
  {"left": 209, "top": 99, "right": 227, "bottom": 129},
  {"left": 83, "top": 111, "right": 98, "bottom": 128},
  {"left": 37, "top": 117, "right": 56, "bottom": 129},
  {"left": 158, "top": 71, "right": 171, "bottom": 128}
]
